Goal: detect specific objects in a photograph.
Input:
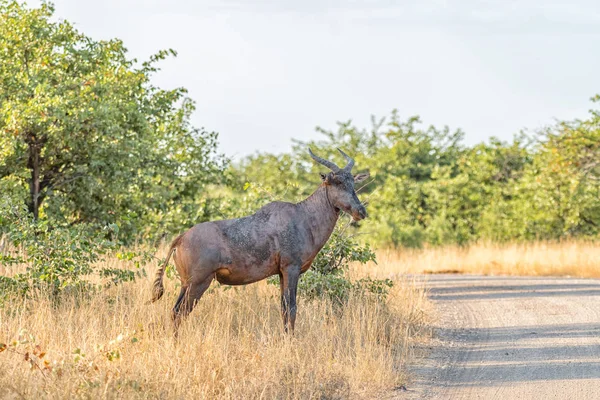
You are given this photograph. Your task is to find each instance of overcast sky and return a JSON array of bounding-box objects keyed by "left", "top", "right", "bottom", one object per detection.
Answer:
[{"left": 31, "top": 0, "right": 600, "bottom": 159}]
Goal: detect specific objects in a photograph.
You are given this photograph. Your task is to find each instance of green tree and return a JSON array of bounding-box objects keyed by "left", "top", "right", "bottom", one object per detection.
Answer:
[
  {"left": 231, "top": 105, "right": 600, "bottom": 247},
  {"left": 493, "top": 103, "right": 600, "bottom": 240},
  {"left": 0, "top": 1, "right": 224, "bottom": 240}
]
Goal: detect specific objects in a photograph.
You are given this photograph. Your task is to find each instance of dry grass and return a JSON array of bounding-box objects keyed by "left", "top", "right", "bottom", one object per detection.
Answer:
[
  {"left": 7, "top": 239, "right": 594, "bottom": 398},
  {"left": 370, "top": 240, "right": 600, "bottom": 278},
  {"left": 0, "top": 248, "right": 432, "bottom": 399}
]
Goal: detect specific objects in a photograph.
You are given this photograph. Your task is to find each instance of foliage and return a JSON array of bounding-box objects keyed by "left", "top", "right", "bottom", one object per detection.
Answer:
[
  {"left": 0, "top": 328, "right": 143, "bottom": 383},
  {"left": 267, "top": 224, "right": 391, "bottom": 304},
  {"left": 0, "top": 198, "right": 146, "bottom": 298},
  {"left": 0, "top": 330, "right": 54, "bottom": 377},
  {"left": 0, "top": 0, "right": 225, "bottom": 242},
  {"left": 233, "top": 102, "right": 600, "bottom": 247}
]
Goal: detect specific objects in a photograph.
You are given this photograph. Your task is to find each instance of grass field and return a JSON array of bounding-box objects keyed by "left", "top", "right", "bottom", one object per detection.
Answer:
[
  {"left": 0, "top": 247, "right": 432, "bottom": 399},
  {"left": 366, "top": 240, "right": 600, "bottom": 278},
  {"left": 3, "top": 239, "right": 598, "bottom": 399}
]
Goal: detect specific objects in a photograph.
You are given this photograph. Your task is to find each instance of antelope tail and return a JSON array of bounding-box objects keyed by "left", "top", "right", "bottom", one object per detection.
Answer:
[{"left": 149, "top": 235, "right": 182, "bottom": 303}]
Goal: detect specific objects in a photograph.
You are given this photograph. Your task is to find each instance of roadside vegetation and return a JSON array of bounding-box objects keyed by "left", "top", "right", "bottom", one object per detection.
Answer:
[
  {"left": 0, "top": 1, "right": 599, "bottom": 398},
  {"left": 370, "top": 240, "right": 600, "bottom": 279},
  {"left": 0, "top": 244, "right": 432, "bottom": 399}
]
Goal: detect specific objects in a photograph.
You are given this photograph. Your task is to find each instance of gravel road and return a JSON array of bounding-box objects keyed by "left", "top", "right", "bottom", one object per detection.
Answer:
[{"left": 403, "top": 275, "right": 600, "bottom": 399}]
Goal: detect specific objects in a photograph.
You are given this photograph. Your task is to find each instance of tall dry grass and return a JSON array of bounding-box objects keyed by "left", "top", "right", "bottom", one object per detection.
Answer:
[
  {"left": 370, "top": 240, "right": 600, "bottom": 278},
  {"left": 0, "top": 248, "right": 432, "bottom": 399}
]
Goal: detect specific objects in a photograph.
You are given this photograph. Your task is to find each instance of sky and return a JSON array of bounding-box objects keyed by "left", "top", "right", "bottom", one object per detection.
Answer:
[{"left": 30, "top": 0, "right": 600, "bottom": 159}]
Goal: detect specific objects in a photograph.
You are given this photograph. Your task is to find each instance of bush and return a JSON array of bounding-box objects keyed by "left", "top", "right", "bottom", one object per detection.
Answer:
[
  {"left": 269, "top": 224, "right": 392, "bottom": 305},
  {"left": 0, "top": 199, "right": 146, "bottom": 299}
]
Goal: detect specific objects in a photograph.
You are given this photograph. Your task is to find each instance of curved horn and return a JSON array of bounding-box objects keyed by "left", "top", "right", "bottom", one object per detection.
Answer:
[
  {"left": 337, "top": 148, "right": 355, "bottom": 171},
  {"left": 309, "top": 148, "right": 340, "bottom": 172}
]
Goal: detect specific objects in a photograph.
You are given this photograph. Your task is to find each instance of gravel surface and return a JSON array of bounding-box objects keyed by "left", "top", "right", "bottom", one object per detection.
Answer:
[{"left": 402, "top": 274, "right": 600, "bottom": 399}]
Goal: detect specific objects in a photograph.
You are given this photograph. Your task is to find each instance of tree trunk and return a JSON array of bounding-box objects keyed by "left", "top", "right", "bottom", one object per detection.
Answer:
[{"left": 27, "top": 134, "right": 42, "bottom": 220}]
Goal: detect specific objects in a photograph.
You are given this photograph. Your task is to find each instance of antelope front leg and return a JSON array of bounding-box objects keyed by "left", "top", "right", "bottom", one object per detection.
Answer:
[
  {"left": 280, "top": 265, "right": 300, "bottom": 333},
  {"left": 279, "top": 273, "right": 288, "bottom": 332}
]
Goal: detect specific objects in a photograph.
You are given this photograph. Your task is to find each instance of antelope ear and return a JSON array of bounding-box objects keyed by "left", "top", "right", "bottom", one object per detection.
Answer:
[
  {"left": 320, "top": 173, "right": 327, "bottom": 182},
  {"left": 354, "top": 172, "right": 370, "bottom": 182}
]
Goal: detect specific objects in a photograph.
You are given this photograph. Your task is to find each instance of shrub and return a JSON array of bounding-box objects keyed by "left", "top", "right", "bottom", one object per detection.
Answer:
[
  {"left": 0, "top": 199, "right": 146, "bottom": 299},
  {"left": 268, "top": 224, "right": 392, "bottom": 305}
]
